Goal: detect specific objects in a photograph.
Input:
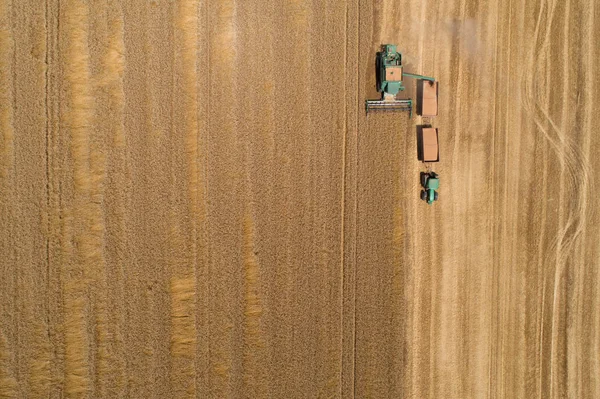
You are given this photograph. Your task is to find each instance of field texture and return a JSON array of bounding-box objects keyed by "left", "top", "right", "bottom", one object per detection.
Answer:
[{"left": 1, "top": 0, "right": 599, "bottom": 398}]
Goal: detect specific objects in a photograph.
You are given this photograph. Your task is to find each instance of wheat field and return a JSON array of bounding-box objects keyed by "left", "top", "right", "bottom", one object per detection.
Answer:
[{"left": 0, "top": 0, "right": 599, "bottom": 398}]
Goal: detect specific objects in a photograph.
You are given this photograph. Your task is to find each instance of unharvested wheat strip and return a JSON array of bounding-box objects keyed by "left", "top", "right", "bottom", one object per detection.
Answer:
[
  {"left": 391, "top": 202, "right": 404, "bottom": 394},
  {"left": 86, "top": 1, "right": 112, "bottom": 397},
  {"left": 98, "top": 1, "right": 127, "bottom": 396},
  {"left": 120, "top": 2, "right": 168, "bottom": 396},
  {"left": 61, "top": 0, "right": 95, "bottom": 396},
  {"left": 0, "top": 2, "right": 16, "bottom": 393},
  {"left": 237, "top": 0, "right": 260, "bottom": 394},
  {"left": 275, "top": 0, "right": 313, "bottom": 396},
  {"left": 9, "top": 0, "right": 53, "bottom": 395},
  {"left": 169, "top": 1, "right": 200, "bottom": 397},
  {"left": 195, "top": 0, "right": 211, "bottom": 392},
  {"left": 309, "top": 1, "right": 345, "bottom": 396},
  {"left": 341, "top": 0, "right": 358, "bottom": 397},
  {"left": 207, "top": 1, "right": 237, "bottom": 395}
]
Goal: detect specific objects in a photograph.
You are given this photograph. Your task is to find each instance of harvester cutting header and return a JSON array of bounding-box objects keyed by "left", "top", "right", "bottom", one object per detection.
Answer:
[{"left": 366, "top": 44, "right": 436, "bottom": 116}]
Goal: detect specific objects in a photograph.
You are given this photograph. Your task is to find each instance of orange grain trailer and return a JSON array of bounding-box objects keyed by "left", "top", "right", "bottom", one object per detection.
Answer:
[
  {"left": 417, "top": 126, "right": 439, "bottom": 162},
  {"left": 417, "top": 80, "right": 439, "bottom": 117}
]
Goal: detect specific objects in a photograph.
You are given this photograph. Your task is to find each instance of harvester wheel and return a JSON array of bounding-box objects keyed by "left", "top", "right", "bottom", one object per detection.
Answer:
[
  {"left": 420, "top": 190, "right": 427, "bottom": 201},
  {"left": 434, "top": 191, "right": 439, "bottom": 201}
]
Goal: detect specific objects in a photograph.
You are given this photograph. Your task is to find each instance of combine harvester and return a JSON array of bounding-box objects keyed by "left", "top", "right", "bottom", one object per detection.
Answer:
[
  {"left": 365, "top": 44, "right": 437, "bottom": 117},
  {"left": 366, "top": 44, "right": 441, "bottom": 205}
]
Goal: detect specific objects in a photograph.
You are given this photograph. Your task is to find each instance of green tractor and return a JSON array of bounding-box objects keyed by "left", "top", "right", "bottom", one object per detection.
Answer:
[
  {"left": 366, "top": 44, "right": 436, "bottom": 115},
  {"left": 420, "top": 172, "right": 439, "bottom": 205}
]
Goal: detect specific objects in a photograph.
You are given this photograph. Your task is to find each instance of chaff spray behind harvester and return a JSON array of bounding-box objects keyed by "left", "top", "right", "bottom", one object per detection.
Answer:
[{"left": 366, "top": 44, "right": 441, "bottom": 205}]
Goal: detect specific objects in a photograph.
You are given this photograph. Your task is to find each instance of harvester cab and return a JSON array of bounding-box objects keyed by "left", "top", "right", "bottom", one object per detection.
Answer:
[
  {"left": 366, "top": 44, "right": 436, "bottom": 115},
  {"left": 420, "top": 172, "right": 439, "bottom": 205}
]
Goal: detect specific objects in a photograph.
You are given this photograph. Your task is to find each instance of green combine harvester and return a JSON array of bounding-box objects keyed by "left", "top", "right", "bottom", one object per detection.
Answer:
[
  {"left": 366, "top": 44, "right": 441, "bottom": 205},
  {"left": 420, "top": 172, "right": 439, "bottom": 205},
  {"left": 365, "top": 44, "right": 436, "bottom": 116}
]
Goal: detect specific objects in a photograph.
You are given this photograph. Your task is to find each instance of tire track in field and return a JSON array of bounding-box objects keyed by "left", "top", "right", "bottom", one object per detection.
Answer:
[
  {"left": 521, "top": 0, "right": 594, "bottom": 396},
  {"left": 575, "top": 1, "right": 599, "bottom": 397}
]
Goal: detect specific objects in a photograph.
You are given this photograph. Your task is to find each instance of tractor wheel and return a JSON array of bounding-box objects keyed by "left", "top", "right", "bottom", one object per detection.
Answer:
[
  {"left": 434, "top": 191, "right": 439, "bottom": 201},
  {"left": 420, "top": 173, "right": 427, "bottom": 188},
  {"left": 420, "top": 190, "right": 427, "bottom": 201}
]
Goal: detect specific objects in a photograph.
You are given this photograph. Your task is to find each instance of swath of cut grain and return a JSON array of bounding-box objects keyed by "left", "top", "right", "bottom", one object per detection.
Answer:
[
  {"left": 176, "top": 0, "right": 199, "bottom": 211},
  {"left": 170, "top": 277, "right": 197, "bottom": 398},
  {"left": 26, "top": 322, "right": 51, "bottom": 397},
  {"left": 62, "top": 0, "right": 95, "bottom": 395},
  {"left": 63, "top": 293, "right": 90, "bottom": 397},
  {"left": 93, "top": 298, "right": 110, "bottom": 398},
  {"left": 0, "top": 331, "right": 18, "bottom": 398},
  {"left": 242, "top": 211, "right": 267, "bottom": 397},
  {"left": 89, "top": 138, "right": 108, "bottom": 398},
  {"left": 0, "top": 0, "right": 14, "bottom": 180},
  {"left": 101, "top": 0, "right": 126, "bottom": 148},
  {"left": 213, "top": 0, "right": 236, "bottom": 53}
]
